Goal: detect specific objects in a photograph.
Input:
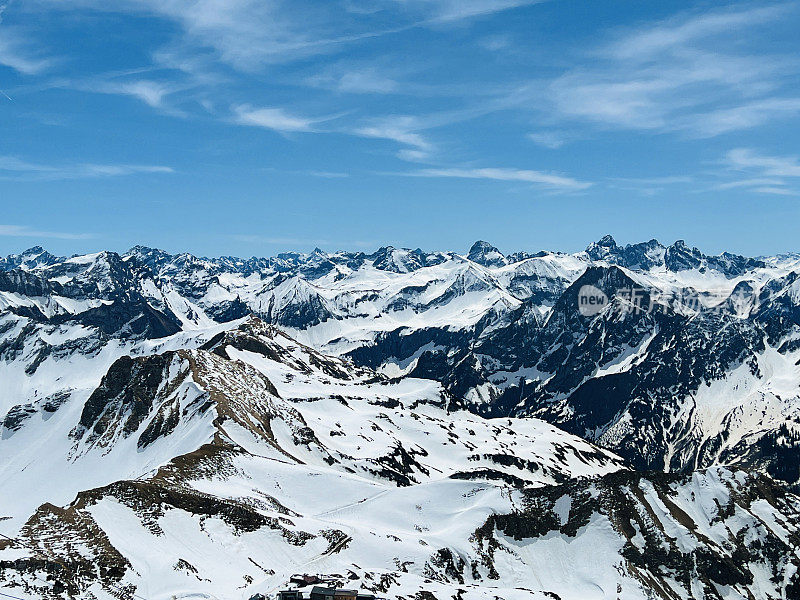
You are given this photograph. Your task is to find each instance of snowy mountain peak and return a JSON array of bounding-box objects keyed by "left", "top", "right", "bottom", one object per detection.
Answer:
[
  {"left": 584, "top": 234, "right": 622, "bottom": 262},
  {"left": 21, "top": 245, "right": 46, "bottom": 256},
  {"left": 0, "top": 245, "right": 62, "bottom": 271},
  {"left": 595, "top": 233, "right": 617, "bottom": 248},
  {"left": 467, "top": 240, "right": 507, "bottom": 267}
]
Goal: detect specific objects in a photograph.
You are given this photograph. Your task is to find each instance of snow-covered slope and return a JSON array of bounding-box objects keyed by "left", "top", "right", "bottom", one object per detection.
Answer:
[
  {"left": 2, "top": 237, "right": 800, "bottom": 599},
  {"left": 3, "top": 237, "right": 800, "bottom": 489},
  {"left": 0, "top": 317, "right": 627, "bottom": 599}
]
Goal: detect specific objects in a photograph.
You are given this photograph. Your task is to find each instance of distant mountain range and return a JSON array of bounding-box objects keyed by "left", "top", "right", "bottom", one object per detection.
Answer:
[{"left": 1, "top": 237, "right": 800, "bottom": 599}]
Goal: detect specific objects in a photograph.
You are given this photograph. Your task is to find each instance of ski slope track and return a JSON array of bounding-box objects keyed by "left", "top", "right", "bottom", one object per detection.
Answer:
[{"left": 1, "top": 237, "right": 800, "bottom": 599}]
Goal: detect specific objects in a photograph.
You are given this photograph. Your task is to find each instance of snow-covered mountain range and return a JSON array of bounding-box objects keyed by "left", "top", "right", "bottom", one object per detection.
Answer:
[{"left": 1, "top": 237, "right": 800, "bottom": 599}]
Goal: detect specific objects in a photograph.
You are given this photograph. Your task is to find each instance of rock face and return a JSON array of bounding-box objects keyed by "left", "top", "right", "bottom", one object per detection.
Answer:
[
  {"left": 1, "top": 238, "right": 800, "bottom": 599},
  {"left": 467, "top": 240, "right": 507, "bottom": 268},
  {"left": 73, "top": 352, "right": 179, "bottom": 445},
  {"left": 471, "top": 468, "right": 800, "bottom": 600}
]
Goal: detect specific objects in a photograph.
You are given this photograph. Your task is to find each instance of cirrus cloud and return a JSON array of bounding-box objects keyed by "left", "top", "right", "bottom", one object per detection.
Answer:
[
  {"left": 0, "top": 155, "right": 174, "bottom": 181},
  {"left": 0, "top": 224, "right": 94, "bottom": 240},
  {"left": 233, "top": 105, "right": 318, "bottom": 132},
  {"left": 409, "top": 166, "right": 592, "bottom": 191}
]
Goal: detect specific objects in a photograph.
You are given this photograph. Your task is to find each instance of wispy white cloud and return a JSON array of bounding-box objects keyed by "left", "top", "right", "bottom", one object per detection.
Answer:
[
  {"left": 234, "top": 106, "right": 437, "bottom": 161},
  {"left": 233, "top": 105, "right": 318, "bottom": 132},
  {"left": 752, "top": 186, "right": 799, "bottom": 196},
  {"left": 29, "top": 0, "right": 538, "bottom": 74},
  {"left": 0, "top": 156, "right": 174, "bottom": 181},
  {"left": 542, "top": 4, "right": 800, "bottom": 137},
  {"left": 412, "top": 0, "right": 541, "bottom": 24},
  {"left": 337, "top": 69, "right": 398, "bottom": 93},
  {"left": 304, "top": 57, "right": 513, "bottom": 100},
  {"left": 715, "top": 148, "right": 800, "bottom": 196},
  {"left": 355, "top": 115, "right": 434, "bottom": 159},
  {"left": 301, "top": 170, "right": 350, "bottom": 178},
  {"left": 607, "top": 175, "right": 693, "bottom": 196},
  {"left": 62, "top": 77, "right": 183, "bottom": 110},
  {"left": 713, "top": 177, "right": 784, "bottom": 190},
  {"left": 0, "top": 224, "right": 94, "bottom": 240},
  {"left": 478, "top": 33, "right": 512, "bottom": 52},
  {"left": 409, "top": 166, "right": 591, "bottom": 190},
  {"left": 80, "top": 164, "right": 173, "bottom": 176},
  {"left": 610, "top": 176, "right": 693, "bottom": 186},
  {"left": 264, "top": 167, "right": 350, "bottom": 178},
  {"left": 724, "top": 148, "right": 800, "bottom": 177},
  {"left": 305, "top": 63, "right": 401, "bottom": 94},
  {"left": 24, "top": 1, "right": 381, "bottom": 72},
  {"left": 0, "top": 27, "right": 52, "bottom": 74},
  {"left": 605, "top": 5, "right": 786, "bottom": 61},
  {"left": 350, "top": 102, "right": 514, "bottom": 161},
  {"left": 527, "top": 131, "right": 569, "bottom": 149},
  {"left": 112, "top": 80, "right": 174, "bottom": 108},
  {"left": 687, "top": 98, "right": 800, "bottom": 138}
]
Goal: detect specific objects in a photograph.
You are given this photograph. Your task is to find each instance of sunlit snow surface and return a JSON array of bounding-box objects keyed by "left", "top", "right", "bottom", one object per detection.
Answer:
[
  {"left": 2, "top": 242, "right": 800, "bottom": 599},
  {"left": 0, "top": 318, "right": 629, "bottom": 600}
]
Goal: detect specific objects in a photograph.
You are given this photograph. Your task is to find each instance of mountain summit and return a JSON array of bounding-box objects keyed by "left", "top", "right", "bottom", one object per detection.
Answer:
[{"left": 467, "top": 240, "right": 507, "bottom": 267}]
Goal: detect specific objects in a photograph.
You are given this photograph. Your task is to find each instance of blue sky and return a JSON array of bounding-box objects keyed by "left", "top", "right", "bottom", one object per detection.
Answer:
[{"left": 1, "top": 0, "right": 800, "bottom": 258}]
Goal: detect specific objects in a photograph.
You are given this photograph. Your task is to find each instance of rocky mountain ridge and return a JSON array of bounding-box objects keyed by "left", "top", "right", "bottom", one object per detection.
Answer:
[
  {"left": 2, "top": 237, "right": 800, "bottom": 599},
  {"left": 2, "top": 237, "right": 800, "bottom": 489}
]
